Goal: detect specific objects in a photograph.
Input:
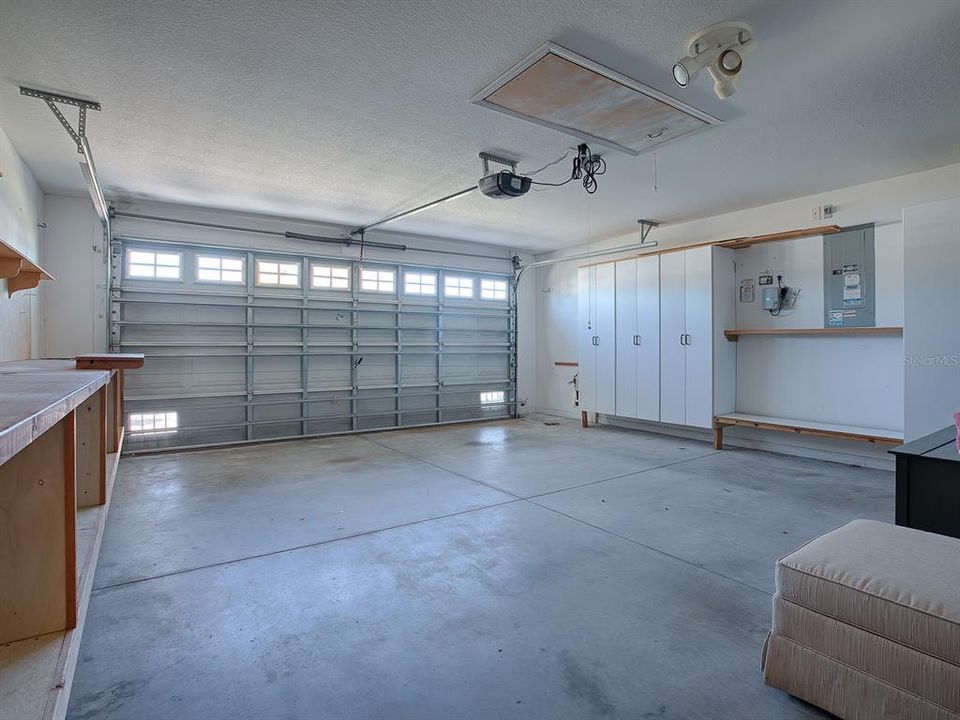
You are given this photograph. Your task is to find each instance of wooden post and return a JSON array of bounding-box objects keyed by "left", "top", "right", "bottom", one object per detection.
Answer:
[
  {"left": 64, "top": 412, "right": 77, "bottom": 631},
  {"left": 713, "top": 421, "right": 724, "bottom": 450},
  {"left": 105, "top": 372, "right": 119, "bottom": 453},
  {"left": 116, "top": 369, "right": 125, "bottom": 445},
  {"left": 580, "top": 410, "right": 588, "bottom": 428},
  {"left": 76, "top": 385, "right": 108, "bottom": 507},
  {"left": 0, "top": 413, "right": 77, "bottom": 643}
]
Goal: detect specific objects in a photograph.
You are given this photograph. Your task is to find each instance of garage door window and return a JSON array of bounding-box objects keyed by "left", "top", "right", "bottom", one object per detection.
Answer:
[
  {"left": 480, "top": 278, "right": 508, "bottom": 301},
  {"left": 257, "top": 260, "right": 300, "bottom": 287},
  {"left": 127, "top": 250, "right": 181, "bottom": 280},
  {"left": 129, "top": 411, "right": 179, "bottom": 436},
  {"left": 197, "top": 255, "right": 244, "bottom": 283},
  {"left": 361, "top": 269, "right": 395, "bottom": 293},
  {"left": 480, "top": 390, "right": 505, "bottom": 405},
  {"left": 312, "top": 264, "right": 350, "bottom": 290},
  {"left": 404, "top": 272, "right": 436, "bottom": 296},
  {"left": 444, "top": 276, "right": 474, "bottom": 298}
]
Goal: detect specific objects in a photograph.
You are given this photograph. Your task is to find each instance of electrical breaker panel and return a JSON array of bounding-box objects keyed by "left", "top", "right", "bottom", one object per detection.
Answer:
[{"left": 823, "top": 224, "right": 875, "bottom": 328}]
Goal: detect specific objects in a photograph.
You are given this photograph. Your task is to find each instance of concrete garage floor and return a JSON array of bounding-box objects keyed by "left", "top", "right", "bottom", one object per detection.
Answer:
[{"left": 68, "top": 416, "right": 892, "bottom": 720}]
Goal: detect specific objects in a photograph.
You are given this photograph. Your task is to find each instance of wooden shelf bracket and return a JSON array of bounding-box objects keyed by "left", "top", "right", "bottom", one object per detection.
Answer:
[{"left": 0, "top": 239, "right": 53, "bottom": 297}]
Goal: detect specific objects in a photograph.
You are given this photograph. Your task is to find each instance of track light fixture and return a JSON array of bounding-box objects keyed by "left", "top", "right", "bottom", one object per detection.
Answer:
[{"left": 672, "top": 22, "right": 755, "bottom": 99}]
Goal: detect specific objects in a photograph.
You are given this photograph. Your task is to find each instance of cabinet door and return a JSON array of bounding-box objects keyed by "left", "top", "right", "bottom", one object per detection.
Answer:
[
  {"left": 636, "top": 255, "right": 661, "bottom": 422},
  {"left": 615, "top": 259, "right": 639, "bottom": 418},
  {"left": 594, "top": 262, "right": 617, "bottom": 415},
  {"left": 577, "top": 266, "right": 597, "bottom": 412},
  {"left": 659, "top": 251, "right": 686, "bottom": 425},
  {"left": 683, "top": 246, "right": 713, "bottom": 428}
]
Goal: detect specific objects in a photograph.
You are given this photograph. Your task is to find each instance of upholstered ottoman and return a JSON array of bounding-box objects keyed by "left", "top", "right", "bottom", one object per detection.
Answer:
[{"left": 762, "top": 519, "right": 960, "bottom": 719}]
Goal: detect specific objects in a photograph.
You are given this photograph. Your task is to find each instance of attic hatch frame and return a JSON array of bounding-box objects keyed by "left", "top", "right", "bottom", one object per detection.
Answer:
[{"left": 470, "top": 42, "right": 722, "bottom": 156}]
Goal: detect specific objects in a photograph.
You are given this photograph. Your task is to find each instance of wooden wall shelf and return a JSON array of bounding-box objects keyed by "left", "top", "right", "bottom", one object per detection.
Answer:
[
  {"left": 716, "top": 225, "right": 841, "bottom": 249},
  {"left": 724, "top": 326, "right": 903, "bottom": 342},
  {"left": 0, "top": 239, "right": 53, "bottom": 297}
]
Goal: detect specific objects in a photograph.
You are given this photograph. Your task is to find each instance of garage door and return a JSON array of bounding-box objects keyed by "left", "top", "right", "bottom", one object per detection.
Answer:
[{"left": 110, "top": 235, "right": 516, "bottom": 452}]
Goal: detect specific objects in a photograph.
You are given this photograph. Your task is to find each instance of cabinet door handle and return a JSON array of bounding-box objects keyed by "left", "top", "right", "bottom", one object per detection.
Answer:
[
  {"left": 685, "top": 334, "right": 692, "bottom": 345},
  {"left": 634, "top": 334, "right": 640, "bottom": 346},
  {"left": 679, "top": 334, "right": 685, "bottom": 346},
  {"left": 592, "top": 336, "right": 599, "bottom": 346}
]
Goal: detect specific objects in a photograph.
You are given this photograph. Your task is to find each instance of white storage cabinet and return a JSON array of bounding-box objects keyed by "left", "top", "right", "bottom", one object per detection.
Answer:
[{"left": 578, "top": 245, "right": 735, "bottom": 430}]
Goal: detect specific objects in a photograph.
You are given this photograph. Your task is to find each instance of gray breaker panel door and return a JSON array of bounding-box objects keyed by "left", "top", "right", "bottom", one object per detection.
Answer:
[{"left": 823, "top": 224, "right": 876, "bottom": 328}]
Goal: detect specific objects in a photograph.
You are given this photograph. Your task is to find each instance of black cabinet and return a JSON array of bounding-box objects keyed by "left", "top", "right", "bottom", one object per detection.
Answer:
[{"left": 890, "top": 426, "right": 960, "bottom": 540}]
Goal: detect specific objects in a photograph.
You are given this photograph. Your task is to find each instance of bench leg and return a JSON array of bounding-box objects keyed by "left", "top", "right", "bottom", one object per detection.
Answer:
[
  {"left": 0, "top": 412, "right": 77, "bottom": 643},
  {"left": 580, "top": 410, "right": 588, "bottom": 428},
  {"left": 76, "top": 385, "right": 107, "bottom": 507},
  {"left": 713, "top": 423, "right": 724, "bottom": 450}
]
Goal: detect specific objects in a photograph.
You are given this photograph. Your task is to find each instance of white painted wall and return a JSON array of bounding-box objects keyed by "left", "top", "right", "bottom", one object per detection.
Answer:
[
  {"left": 40, "top": 195, "right": 107, "bottom": 357},
  {"left": 732, "top": 228, "right": 903, "bottom": 432},
  {"left": 0, "top": 125, "right": 44, "bottom": 361},
  {"left": 533, "top": 163, "right": 960, "bottom": 468},
  {"left": 515, "top": 269, "right": 537, "bottom": 415},
  {"left": 903, "top": 196, "right": 960, "bottom": 441}
]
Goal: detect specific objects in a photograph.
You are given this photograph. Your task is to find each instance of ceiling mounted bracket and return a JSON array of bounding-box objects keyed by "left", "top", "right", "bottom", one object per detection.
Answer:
[
  {"left": 20, "top": 87, "right": 101, "bottom": 153},
  {"left": 479, "top": 151, "right": 518, "bottom": 176},
  {"left": 21, "top": 86, "right": 111, "bottom": 226},
  {"left": 638, "top": 219, "right": 660, "bottom": 246}
]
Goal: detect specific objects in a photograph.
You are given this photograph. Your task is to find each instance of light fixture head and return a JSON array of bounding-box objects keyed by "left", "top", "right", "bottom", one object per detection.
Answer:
[
  {"left": 672, "top": 21, "right": 755, "bottom": 99},
  {"left": 672, "top": 47, "right": 719, "bottom": 88},
  {"left": 708, "top": 64, "right": 738, "bottom": 99}
]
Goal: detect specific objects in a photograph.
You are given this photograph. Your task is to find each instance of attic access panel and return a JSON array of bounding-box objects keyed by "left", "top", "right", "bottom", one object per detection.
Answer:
[{"left": 471, "top": 43, "right": 720, "bottom": 155}]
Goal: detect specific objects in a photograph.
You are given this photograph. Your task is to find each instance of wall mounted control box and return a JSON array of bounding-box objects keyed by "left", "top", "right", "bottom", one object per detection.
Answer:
[{"left": 823, "top": 224, "right": 875, "bottom": 327}]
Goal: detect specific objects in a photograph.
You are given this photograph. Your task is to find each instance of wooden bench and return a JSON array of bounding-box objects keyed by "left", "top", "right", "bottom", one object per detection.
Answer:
[
  {"left": 0, "top": 354, "right": 142, "bottom": 720},
  {"left": 712, "top": 413, "right": 904, "bottom": 451}
]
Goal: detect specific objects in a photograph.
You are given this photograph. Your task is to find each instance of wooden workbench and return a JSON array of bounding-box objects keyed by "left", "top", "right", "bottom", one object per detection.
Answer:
[{"left": 0, "top": 354, "right": 143, "bottom": 720}]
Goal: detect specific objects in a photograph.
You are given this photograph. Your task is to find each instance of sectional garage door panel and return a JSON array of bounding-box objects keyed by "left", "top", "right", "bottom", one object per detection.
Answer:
[{"left": 112, "top": 237, "right": 516, "bottom": 452}]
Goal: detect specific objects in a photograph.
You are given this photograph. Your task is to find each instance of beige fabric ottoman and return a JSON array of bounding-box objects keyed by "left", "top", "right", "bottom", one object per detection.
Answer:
[{"left": 761, "top": 519, "right": 960, "bottom": 719}]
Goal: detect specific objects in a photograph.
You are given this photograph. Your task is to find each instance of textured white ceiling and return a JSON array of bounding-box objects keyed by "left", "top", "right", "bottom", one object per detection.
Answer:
[{"left": 1, "top": 0, "right": 958, "bottom": 251}]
